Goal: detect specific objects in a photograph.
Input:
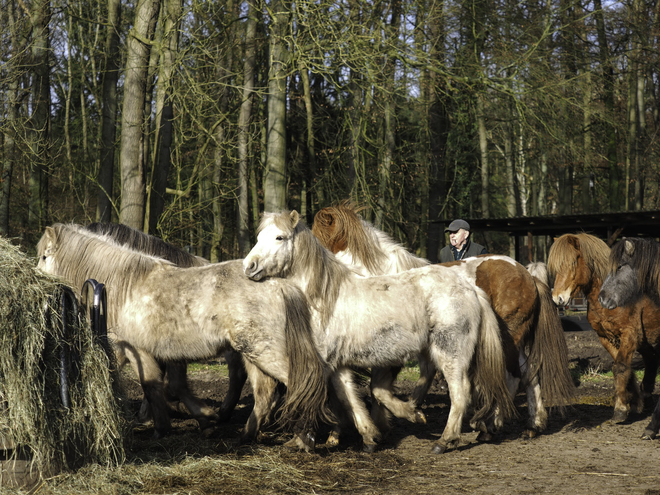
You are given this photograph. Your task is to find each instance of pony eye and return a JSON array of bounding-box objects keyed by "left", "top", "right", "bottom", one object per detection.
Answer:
[{"left": 276, "top": 236, "right": 284, "bottom": 241}]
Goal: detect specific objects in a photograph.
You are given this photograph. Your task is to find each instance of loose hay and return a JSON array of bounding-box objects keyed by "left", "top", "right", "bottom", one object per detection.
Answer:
[
  {"left": 0, "top": 237, "right": 126, "bottom": 480},
  {"left": 37, "top": 445, "right": 405, "bottom": 495}
]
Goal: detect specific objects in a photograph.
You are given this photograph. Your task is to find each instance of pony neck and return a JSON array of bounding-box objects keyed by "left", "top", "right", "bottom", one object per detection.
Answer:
[{"left": 291, "top": 224, "right": 349, "bottom": 325}]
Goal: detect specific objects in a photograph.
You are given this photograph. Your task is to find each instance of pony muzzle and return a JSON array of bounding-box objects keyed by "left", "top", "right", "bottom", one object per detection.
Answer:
[{"left": 243, "top": 259, "right": 264, "bottom": 281}]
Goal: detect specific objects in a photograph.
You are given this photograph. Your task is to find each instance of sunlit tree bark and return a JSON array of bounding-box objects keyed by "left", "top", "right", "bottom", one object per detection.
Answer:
[
  {"left": 236, "top": 0, "right": 258, "bottom": 255},
  {"left": 263, "top": 0, "right": 290, "bottom": 212},
  {"left": 28, "top": 0, "right": 51, "bottom": 234},
  {"left": 119, "top": 0, "right": 160, "bottom": 229}
]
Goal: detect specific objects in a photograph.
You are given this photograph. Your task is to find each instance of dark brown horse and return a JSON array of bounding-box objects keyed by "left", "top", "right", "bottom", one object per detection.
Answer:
[
  {"left": 313, "top": 202, "right": 574, "bottom": 438},
  {"left": 548, "top": 233, "right": 660, "bottom": 427},
  {"left": 598, "top": 236, "right": 660, "bottom": 439}
]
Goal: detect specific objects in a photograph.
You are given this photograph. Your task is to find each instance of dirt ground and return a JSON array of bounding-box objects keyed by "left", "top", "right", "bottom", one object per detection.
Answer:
[{"left": 115, "top": 314, "right": 660, "bottom": 495}]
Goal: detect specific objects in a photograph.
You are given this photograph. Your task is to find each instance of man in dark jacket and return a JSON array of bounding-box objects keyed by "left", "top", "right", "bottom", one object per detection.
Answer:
[{"left": 439, "top": 219, "right": 487, "bottom": 262}]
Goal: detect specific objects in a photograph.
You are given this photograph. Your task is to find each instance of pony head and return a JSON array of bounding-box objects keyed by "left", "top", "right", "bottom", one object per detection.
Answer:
[
  {"left": 598, "top": 264, "right": 641, "bottom": 309},
  {"left": 244, "top": 210, "right": 301, "bottom": 281},
  {"left": 547, "top": 233, "right": 609, "bottom": 307},
  {"left": 599, "top": 238, "right": 654, "bottom": 308},
  {"left": 36, "top": 225, "right": 61, "bottom": 275}
]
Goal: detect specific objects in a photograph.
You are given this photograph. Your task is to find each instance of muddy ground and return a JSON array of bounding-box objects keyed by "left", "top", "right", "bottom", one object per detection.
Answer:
[{"left": 102, "top": 315, "right": 660, "bottom": 494}]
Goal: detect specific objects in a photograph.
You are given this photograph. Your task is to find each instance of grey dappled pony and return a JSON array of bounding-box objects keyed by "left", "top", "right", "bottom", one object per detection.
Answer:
[
  {"left": 85, "top": 222, "right": 247, "bottom": 424},
  {"left": 244, "top": 210, "right": 515, "bottom": 453},
  {"left": 37, "top": 223, "right": 332, "bottom": 450}
]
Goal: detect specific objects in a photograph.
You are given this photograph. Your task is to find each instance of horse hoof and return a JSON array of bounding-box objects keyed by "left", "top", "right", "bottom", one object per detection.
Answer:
[
  {"left": 325, "top": 432, "right": 340, "bottom": 448},
  {"left": 521, "top": 429, "right": 539, "bottom": 440},
  {"left": 284, "top": 434, "right": 315, "bottom": 453},
  {"left": 431, "top": 443, "right": 447, "bottom": 454},
  {"left": 152, "top": 428, "right": 170, "bottom": 440},
  {"left": 612, "top": 409, "right": 629, "bottom": 423},
  {"left": 476, "top": 431, "right": 493, "bottom": 442},
  {"left": 414, "top": 410, "right": 427, "bottom": 424},
  {"left": 362, "top": 443, "right": 377, "bottom": 453},
  {"left": 641, "top": 429, "right": 657, "bottom": 441},
  {"left": 218, "top": 408, "right": 233, "bottom": 422},
  {"left": 239, "top": 432, "right": 255, "bottom": 445},
  {"left": 201, "top": 426, "right": 218, "bottom": 439}
]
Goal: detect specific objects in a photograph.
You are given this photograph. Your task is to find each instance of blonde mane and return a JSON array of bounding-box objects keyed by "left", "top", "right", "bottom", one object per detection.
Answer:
[
  {"left": 548, "top": 233, "right": 610, "bottom": 283},
  {"left": 313, "top": 202, "right": 428, "bottom": 275}
]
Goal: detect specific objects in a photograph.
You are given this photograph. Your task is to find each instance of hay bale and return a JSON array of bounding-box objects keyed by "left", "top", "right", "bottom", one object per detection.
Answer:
[{"left": 0, "top": 237, "right": 126, "bottom": 484}]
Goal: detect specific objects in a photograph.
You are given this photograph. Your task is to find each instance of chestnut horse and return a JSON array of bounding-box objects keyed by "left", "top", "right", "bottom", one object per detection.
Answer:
[
  {"left": 312, "top": 202, "right": 574, "bottom": 438},
  {"left": 598, "top": 236, "right": 660, "bottom": 439},
  {"left": 548, "top": 233, "right": 660, "bottom": 427}
]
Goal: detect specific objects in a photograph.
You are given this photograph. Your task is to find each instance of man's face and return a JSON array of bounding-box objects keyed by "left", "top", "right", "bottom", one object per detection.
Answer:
[{"left": 449, "top": 228, "right": 469, "bottom": 249}]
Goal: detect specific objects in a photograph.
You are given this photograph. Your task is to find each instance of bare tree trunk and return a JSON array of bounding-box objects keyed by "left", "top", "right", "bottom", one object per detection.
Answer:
[
  {"left": 210, "top": 0, "right": 237, "bottom": 260},
  {"left": 594, "top": 0, "right": 620, "bottom": 211},
  {"left": 264, "top": 0, "right": 290, "bottom": 212},
  {"left": 0, "top": 1, "right": 23, "bottom": 235},
  {"left": 147, "top": 0, "right": 181, "bottom": 234},
  {"left": 28, "top": 0, "right": 51, "bottom": 235},
  {"left": 582, "top": 70, "right": 593, "bottom": 213},
  {"left": 625, "top": 59, "right": 637, "bottom": 211},
  {"left": 97, "top": 0, "right": 121, "bottom": 222},
  {"left": 632, "top": 0, "right": 646, "bottom": 210},
  {"left": 299, "top": 63, "right": 322, "bottom": 212},
  {"left": 376, "top": 0, "right": 400, "bottom": 229},
  {"left": 426, "top": 0, "right": 448, "bottom": 263},
  {"left": 119, "top": 0, "right": 160, "bottom": 229},
  {"left": 237, "top": 1, "right": 257, "bottom": 255}
]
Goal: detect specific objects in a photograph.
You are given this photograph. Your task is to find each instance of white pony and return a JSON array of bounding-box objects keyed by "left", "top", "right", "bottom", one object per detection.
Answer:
[
  {"left": 37, "top": 223, "right": 332, "bottom": 450},
  {"left": 311, "top": 204, "right": 574, "bottom": 438},
  {"left": 244, "top": 211, "right": 515, "bottom": 453}
]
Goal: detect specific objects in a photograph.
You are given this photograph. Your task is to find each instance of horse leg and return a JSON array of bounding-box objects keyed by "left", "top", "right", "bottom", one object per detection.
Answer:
[
  {"left": 121, "top": 343, "right": 172, "bottom": 438},
  {"left": 471, "top": 346, "right": 523, "bottom": 442},
  {"left": 411, "top": 350, "right": 438, "bottom": 406},
  {"left": 164, "top": 361, "right": 219, "bottom": 432},
  {"left": 137, "top": 360, "right": 166, "bottom": 424},
  {"left": 430, "top": 348, "right": 470, "bottom": 454},
  {"left": 642, "top": 396, "right": 660, "bottom": 440},
  {"left": 219, "top": 348, "right": 248, "bottom": 421},
  {"left": 370, "top": 366, "right": 426, "bottom": 435},
  {"left": 612, "top": 332, "right": 639, "bottom": 422},
  {"left": 325, "top": 382, "right": 353, "bottom": 447},
  {"left": 638, "top": 346, "right": 659, "bottom": 399},
  {"left": 330, "top": 367, "right": 381, "bottom": 452},
  {"left": 519, "top": 348, "right": 547, "bottom": 438},
  {"left": 240, "top": 360, "right": 280, "bottom": 445}
]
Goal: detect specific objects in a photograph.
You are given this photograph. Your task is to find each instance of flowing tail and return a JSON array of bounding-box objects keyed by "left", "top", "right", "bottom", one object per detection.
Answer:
[
  {"left": 526, "top": 278, "right": 576, "bottom": 409},
  {"left": 277, "top": 284, "right": 335, "bottom": 432},
  {"left": 471, "top": 287, "right": 517, "bottom": 423}
]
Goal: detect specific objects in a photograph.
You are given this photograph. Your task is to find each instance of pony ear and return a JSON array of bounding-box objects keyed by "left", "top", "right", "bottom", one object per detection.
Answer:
[
  {"left": 624, "top": 239, "right": 635, "bottom": 256},
  {"left": 566, "top": 235, "right": 580, "bottom": 251},
  {"left": 42, "top": 226, "right": 57, "bottom": 255},
  {"left": 290, "top": 210, "right": 300, "bottom": 228},
  {"left": 44, "top": 226, "right": 56, "bottom": 243}
]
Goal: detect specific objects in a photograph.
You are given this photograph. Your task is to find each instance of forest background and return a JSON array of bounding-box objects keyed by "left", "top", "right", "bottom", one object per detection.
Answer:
[{"left": 1, "top": 0, "right": 658, "bottom": 263}]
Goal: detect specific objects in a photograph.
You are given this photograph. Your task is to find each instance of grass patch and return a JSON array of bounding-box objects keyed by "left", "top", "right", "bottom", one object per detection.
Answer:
[
  {"left": 569, "top": 362, "right": 659, "bottom": 385},
  {"left": 187, "top": 361, "right": 229, "bottom": 376},
  {"left": 399, "top": 363, "right": 421, "bottom": 382}
]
